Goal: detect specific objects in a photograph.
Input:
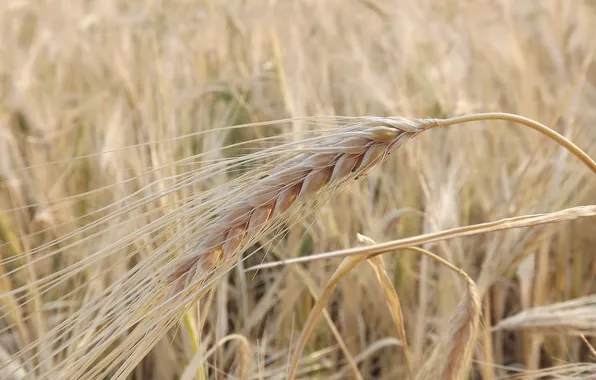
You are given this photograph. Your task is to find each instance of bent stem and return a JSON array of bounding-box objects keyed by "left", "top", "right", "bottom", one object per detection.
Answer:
[
  {"left": 287, "top": 254, "right": 369, "bottom": 380},
  {"left": 404, "top": 247, "right": 479, "bottom": 380},
  {"left": 269, "top": 248, "right": 365, "bottom": 380},
  {"left": 181, "top": 334, "right": 251, "bottom": 380},
  {"left": 431, "top": 112, "right": 596, "bottom": 175},
  {"left": 358, "top": 234, "right": 413, "bottom": 375}
]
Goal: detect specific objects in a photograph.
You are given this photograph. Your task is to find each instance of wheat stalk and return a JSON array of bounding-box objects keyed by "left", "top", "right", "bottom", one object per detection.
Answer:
[
  {"left": 2, "top": 112, "right": 594, "bottom": 379},
  {"left": 251, "top": 205, "right": 596, "bottom": 270}
]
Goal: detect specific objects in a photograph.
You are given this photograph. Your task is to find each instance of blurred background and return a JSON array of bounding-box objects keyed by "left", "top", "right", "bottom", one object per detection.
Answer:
[{"left": 1, "top": 0, "right": 595, "bottom": 379}]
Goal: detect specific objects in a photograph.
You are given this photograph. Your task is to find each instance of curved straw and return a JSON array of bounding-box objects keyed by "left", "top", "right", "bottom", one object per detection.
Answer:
[
  {"left": 286, "top": 255, "right": 368, "bottom": 380},
  {"left": 429, "top": 112, "right": 596, "bottom": 175},
  {"left": 181, "top": 334, "right": 251, "bottom": 380}
]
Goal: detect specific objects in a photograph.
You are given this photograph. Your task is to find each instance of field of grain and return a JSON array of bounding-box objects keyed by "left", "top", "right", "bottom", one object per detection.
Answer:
[{"left": 1, "top": 1, "right": 596, "bottom": 379}]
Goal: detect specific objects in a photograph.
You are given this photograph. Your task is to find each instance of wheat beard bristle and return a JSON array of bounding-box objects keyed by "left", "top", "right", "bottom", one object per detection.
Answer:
[{"left": 167, "top": 117, "right": 427, "bottom": 297}]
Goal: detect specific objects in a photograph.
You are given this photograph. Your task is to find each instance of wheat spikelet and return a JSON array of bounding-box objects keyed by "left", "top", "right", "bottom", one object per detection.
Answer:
[
  {"left": 0, "top": 116, "right": 429, "bottom": 380},
  {"left": 494, "top": 294, "right": 596, "bottom": 335},
  {"left": 413, "top": 278, "right": 480, "bottom": 380},
  {"left": 166, "top": 117, "right": 427, "bottom": 300}
]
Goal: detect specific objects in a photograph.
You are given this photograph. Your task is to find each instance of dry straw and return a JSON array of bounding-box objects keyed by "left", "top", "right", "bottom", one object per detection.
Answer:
[{"left": 1, "top": 112, "right": 595, "bottom": 379}]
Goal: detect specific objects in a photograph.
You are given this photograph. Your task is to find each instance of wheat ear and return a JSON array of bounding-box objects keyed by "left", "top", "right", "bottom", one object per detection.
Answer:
[
  {"left": 410, "top": 248, "right": 480, "bottom": 380},
  {"left": 3, "top": 117, "right": 427, "bottom": 380},
  {"left": 165, "top": 117, "right": 427, "bottom": 298},
  {"left": 107, "top": 117, "right": 427, "bottom": 379}
]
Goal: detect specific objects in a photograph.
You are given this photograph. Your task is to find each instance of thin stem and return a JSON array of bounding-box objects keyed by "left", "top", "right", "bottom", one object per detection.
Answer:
[
  {"left": 247, "top": 205, "right": 596, "bottom": 270},
  {"left": 401, "top": 247, "right": 473, "bottom": 286},
  {"left": 431, "top": 112, "right": 596, "bottom": 175},
  {"left": 287, "top": 255, "right": 368, "bottom": 380}
]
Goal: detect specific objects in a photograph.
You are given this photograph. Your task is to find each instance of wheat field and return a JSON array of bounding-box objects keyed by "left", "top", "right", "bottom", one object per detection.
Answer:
[{"left": 1, "top": 0, "right": 596, "bottom": 379}]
